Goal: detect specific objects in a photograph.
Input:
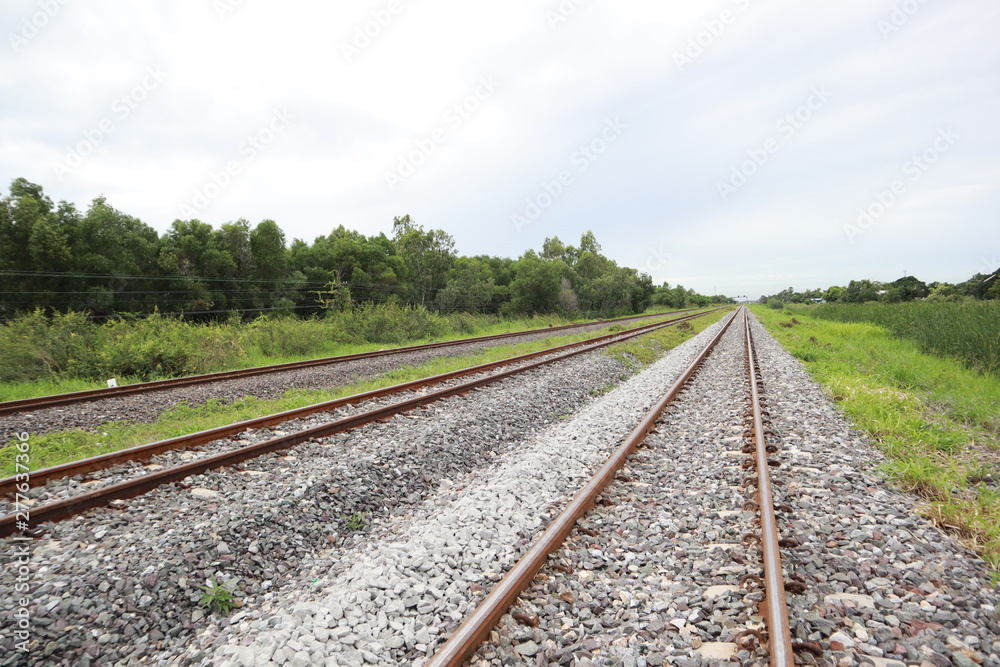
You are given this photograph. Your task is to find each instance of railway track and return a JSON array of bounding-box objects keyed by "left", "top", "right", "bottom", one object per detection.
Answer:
[
  {"left": 0, "top": 309, "right": 698, "bottom": 418},
  {"left": 427, "top": 307, "right": 807, "bottom": 666},
  {"left": 0, "top": 309, "right": 720, "bottom": 537},
  {"left": 5, "top": 308, "right": 999, "bottom": 667}
]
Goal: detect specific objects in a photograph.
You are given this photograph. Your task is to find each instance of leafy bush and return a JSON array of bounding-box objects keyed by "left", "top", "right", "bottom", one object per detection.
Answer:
[
  {"left": 244, "top": 316, "right": 331, "bottom": 357},
  {"left": 0, "top": 310, "right": 97, "bottom": 381},
  {"left": 329, "top": 303, "right": 449, "bottom": 344},
  {"left": 0, "top": 304, "right": 514, "bottom": 384}
]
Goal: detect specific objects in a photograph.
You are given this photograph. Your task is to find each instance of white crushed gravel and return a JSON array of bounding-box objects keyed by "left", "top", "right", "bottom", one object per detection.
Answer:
[
  {"left": 198, "top": 320, "right": 729, "bottom": 667},
  {"left": 469, "top": 314, "right": 1000, "bottom": 667}
]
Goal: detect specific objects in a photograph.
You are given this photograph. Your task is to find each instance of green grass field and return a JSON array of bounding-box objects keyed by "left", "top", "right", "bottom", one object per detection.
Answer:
[
  {"left": 752, "top": 305, "right": 1000, "bottom": 572},
  {"left": 798, "top": 301, "right": 1000, "bottom": 377}
]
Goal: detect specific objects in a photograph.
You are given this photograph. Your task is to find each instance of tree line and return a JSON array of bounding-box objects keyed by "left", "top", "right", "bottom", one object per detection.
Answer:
[
  {"left": 763, "top": 271, "right": 1000, "bottom": 308},
  {"left": 0, "top": 178, "right": 729, "bottom": 321}
]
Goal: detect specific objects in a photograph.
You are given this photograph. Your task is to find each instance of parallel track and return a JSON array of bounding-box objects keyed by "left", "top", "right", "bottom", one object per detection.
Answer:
[
  {"left": 0, "top": 309, "right": 721, "bottom": 538},
  {"left": 0, "top": 309, "right": 698, "bottom": 417}
]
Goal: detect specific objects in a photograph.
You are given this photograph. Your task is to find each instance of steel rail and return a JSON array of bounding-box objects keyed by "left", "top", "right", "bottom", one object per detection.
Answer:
[
  {"left": 0, "top": 310, "right": 717, "bottom": 497},
  {"left": 425, "top": 309, "right": 741, "bottom": 667},
  {"left": 0, "top": 309, "right": 699, "bottom": 418},
  {"left": 744, "top": 309, "right": 795, "bottom": 666},
  {"left": 0, "top": 309, "right": 726, "bottom": 537}
]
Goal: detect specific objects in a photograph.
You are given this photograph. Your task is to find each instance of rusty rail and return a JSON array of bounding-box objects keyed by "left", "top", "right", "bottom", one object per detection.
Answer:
[
  {"left": 425, "top": 309, "right": 741, "bottom": 667},
  {"left": 743, "top": 309, "right": 795, "bottom": 666},
  {"left": 0, "top": 309, "right": 699, "bottom": 417},
  {"left": 0, "top": 309, "right": 725, "bottom": 537},
  {"left": 0, "top": 310, "right": 717, "bottom": 497}
]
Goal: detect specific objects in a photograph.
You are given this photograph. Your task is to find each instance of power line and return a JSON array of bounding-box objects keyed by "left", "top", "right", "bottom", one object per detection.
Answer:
[{"left": 0, "top": 269, "right": 316, "bottom": 285}]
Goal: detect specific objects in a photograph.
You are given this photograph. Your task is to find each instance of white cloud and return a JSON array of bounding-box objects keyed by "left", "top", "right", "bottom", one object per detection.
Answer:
[{"left": 1, "top": 0, "right": 997, "bottom": 297}]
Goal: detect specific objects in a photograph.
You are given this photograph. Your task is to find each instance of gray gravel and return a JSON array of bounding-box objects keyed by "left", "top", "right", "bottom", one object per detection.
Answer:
[
  {"left": 0, "top": 330, "right": 649, "bottom": 666},
  {"left": 197, "top": 319, "right": 729, "bottom": 667},
  {"left": 6, "top": 309, "right": 996, "bottom": 667},
  {"left": 747, "top": 315, "right": 1000, "bottom": 667},
  {"left": 0, "top": 340, "right": 638, "bottom": 517},
  {"left": 0, "top": 314, "right": 673, "bottom": 439},
  {"left": 470, "top": 313, "right": 1000, "bottom": 667}
]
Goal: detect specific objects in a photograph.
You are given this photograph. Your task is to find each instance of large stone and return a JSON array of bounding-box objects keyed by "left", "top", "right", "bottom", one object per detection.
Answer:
[
  {"left": 826, "top": 593, "right": 876, "bottom": 609},
  {"left": 515, "top": 640, "right": 540, "bottom": 656},
  {"left": 696, "top": 643, "right": 738, "bottom": 660}
]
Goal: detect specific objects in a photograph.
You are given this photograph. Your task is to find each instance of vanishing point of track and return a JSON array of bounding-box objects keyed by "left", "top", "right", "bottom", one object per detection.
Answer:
[{"left": 427, "top": 307, "right": 811, "bottom": 666}]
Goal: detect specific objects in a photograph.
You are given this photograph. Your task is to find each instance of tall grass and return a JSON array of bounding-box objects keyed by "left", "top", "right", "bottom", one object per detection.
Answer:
[
  {"left": 803, "top": 301, "right": 1000, "bottom": 376},
  {"left": 0, "top": 305, "right": 562, "bottom": 389},
  {"left": 752, "top": 306, "right": 1000, "bottom": 570}
]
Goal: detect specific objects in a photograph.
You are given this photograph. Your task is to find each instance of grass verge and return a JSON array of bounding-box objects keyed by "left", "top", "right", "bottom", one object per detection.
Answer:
[
  {"left": 0, "top": 310, "right": 716, "bottom": 478},
  {"left": 797, "top": 301, "right": 1000, "bottom": 377},
  {"left": 752, "top": 305, "right": 1000, "bottom": 572}
]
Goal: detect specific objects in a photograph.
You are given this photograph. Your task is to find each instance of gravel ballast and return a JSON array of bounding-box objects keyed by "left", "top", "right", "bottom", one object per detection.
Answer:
[
  {"left": 471, "top": 314, "right": 1000, "bottom": 666},
  {"left": 5, "top": 310, "right": 998, "bottom": 667},
  {"left": 196, "top": 320, "right": 730, "bottom": 666},
  {"left": 0, "top": 337, "right": 656, "bottom": 517},
  {"left": 1, "top": 324, "right": 677, "bottom": 667}
]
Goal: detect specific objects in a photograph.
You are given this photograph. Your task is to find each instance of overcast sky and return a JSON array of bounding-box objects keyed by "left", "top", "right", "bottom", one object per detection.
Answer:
[{"left": 2, "top": 0, "right": 997, "bottom": 298}]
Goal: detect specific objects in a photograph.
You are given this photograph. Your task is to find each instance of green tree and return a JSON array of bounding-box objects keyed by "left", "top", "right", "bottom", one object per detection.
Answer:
[
  {"left": 926, "top": 283, "right": 959, "bottom": 302},
  {"left": 506, "top": 252, "right": 564, "bottom": 314},
  {"left": 841, "top": 279, "right": 880, "bottom": 303},
  {"left": 392, "top": 215, "right": 455, "bottom": 307},
  {"left": 883, "top": 275, "right": 928, "bottom": 302},
  {"left": 823, "top": 286, "right": 843, "bottom": 302},
  {"left": 247, "top": 219, "right": 295, "bottom": 313},
  {"left": 435, "top": 256, "right": 507, "bottom": 313},
  {"left": 71, "top": 197, "right": 161, "bottom": 313}
]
